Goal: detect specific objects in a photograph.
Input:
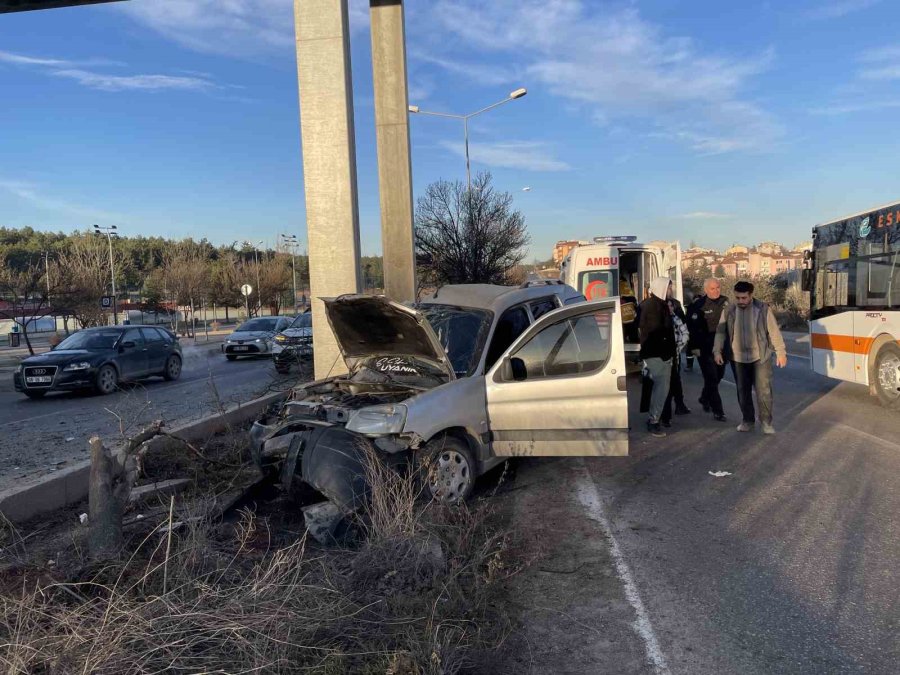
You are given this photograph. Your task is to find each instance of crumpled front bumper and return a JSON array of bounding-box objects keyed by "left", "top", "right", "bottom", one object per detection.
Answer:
[{"left": 250, "top": 417, "right": 379, "bottom": 514}]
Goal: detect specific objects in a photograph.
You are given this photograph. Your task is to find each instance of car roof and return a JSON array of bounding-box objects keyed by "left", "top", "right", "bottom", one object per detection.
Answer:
[
  {"left": 419, "top": 282, "right": 578, "bottom": 314},
  {"left": 81, "top": 325, "right": 170, "bottom": 331}
]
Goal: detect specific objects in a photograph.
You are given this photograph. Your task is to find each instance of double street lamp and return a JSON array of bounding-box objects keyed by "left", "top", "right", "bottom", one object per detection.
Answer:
[
  {"left": 408, "top": 88, "right": 527, "bottom": 191},
  {"left": 279, "top": 233, "right": 303, "bottom": 315},
  {"left": 93, "top": 224, "right": 119, "bottom": 325}
]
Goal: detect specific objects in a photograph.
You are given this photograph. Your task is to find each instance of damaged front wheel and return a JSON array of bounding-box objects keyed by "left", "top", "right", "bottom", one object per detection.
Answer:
[{"left": 417, "top": 436, "right": 475, "bottom": 504}]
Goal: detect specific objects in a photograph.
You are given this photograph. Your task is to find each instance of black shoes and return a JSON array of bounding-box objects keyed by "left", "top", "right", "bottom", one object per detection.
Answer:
[
  {"left": 675, "top": 404, "right": 692, "bottom": 415},
  {"left": 647, "top": 421, "right": 667, "bottom": 437},
  {"left": 713, "top": 414, "right": 727, "bottom": 422},
  {"left": 699, "top": 397, "right": 711, "bottom": 413}
]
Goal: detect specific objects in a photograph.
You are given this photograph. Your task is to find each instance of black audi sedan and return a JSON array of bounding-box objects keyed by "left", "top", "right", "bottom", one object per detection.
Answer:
[{"left": 14, "top": 325, "right": 182, "bottom": 399}]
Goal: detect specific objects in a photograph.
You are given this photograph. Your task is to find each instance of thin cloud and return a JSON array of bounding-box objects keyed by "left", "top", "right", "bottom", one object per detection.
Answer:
[
  {"left": 440, "top": 140, "right": 571, "bottom": 172},
  {"left": 677, "top": 211, "right": 733, "bottom": 219},
  {"left": 412, "top": 52, "right": 518, "bottom": 87},
  {"left": 119, "top": 0, "right": 370, "bottom": 58},
  {"left": 806, "top": 0, "right": 881, "bottom": 20},
  {"left": 430, "top": 1, "right": 780, "bottom": 155},
  {"left": 0, "top": 179, "right": 123, "bottom": 222},
  {"left": 0, "top": 50, "right": 69, "bottom": 67},
  {"left": 52, "top": 69, "right": 217, "bottom": 92},
  {"left": 809, "top": 99, "right": 900, "bottom": 115}
]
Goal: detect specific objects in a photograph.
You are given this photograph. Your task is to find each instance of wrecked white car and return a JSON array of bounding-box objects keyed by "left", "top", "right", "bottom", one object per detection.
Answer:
[{"left": 250, "top": 282, "right": 629, "bottom": 515}]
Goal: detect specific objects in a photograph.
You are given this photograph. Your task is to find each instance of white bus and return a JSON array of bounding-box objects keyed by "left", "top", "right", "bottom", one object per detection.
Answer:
[
  {"left": 561, "top": 236, "right": 683, "bottom": 356},
  {"left": 806, "top": 201, "right": 900, "bottom": 408}
]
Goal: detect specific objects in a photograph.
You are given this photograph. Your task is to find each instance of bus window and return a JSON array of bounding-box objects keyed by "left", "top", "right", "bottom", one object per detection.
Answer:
[{"left": 856, "top": 252, "right": 900, "bottom": 307}]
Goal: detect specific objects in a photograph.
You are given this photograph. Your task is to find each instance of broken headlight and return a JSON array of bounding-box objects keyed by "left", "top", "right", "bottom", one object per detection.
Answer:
[{"left": 346, "top": 404, "right": 408, "bottom": 435}]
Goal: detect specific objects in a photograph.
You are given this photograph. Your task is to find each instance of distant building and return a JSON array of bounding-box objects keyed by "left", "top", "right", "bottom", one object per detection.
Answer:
[
  {"left": 552, "top": 240, "right": 588, "bottom": 265},
  {"left": 725, "top": 244, "right": 749, "bottom": 256}
]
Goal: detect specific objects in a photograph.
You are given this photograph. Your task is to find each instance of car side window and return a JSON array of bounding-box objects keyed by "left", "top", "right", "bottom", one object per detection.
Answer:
[
  {"left": 123, "top": 328, "right": 145, "bottom": 347},
  {"left": 155, "top": 328, "right": 174, "bottom": 344},
  {"left": 510, "top": 309, "right": 612, "bottom": 380},
  {"left": 141, "top": 328, "right": 164, "bottom": 345},
  {"left": 529, "top": 296, "right": 558, "bottom": 320},
  {"left": 485, "top": 305, "right": 531, "bottom": 371}
]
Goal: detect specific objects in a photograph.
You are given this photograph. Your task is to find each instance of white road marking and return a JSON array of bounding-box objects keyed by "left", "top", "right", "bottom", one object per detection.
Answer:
[{"left": 575, "top": 461, "right": 671, "bottom": 675}]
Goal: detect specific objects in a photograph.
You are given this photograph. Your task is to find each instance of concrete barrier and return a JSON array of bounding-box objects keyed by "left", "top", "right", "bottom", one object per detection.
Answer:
[{"left": 0, "top": 389, "right": 289, "bottom": 524}]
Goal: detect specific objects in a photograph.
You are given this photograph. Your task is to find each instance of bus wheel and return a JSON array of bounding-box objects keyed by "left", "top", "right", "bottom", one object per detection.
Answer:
[{"left": 874, "top": 343, "right": 900, "bottom": 409}]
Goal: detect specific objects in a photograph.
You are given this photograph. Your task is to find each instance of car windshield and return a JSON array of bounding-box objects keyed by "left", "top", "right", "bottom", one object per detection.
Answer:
[
  {"left": 419, "top": 304, "right": 493, "bottom": 377},
  {"left": 289, "top": 314, "right": 312, "bottom": 329},
  {"left": 236, "top": 318, "right": 280, "bottom": 332},
  {"left": 55, "top": 330, "right": 121, "bottom": 351}
]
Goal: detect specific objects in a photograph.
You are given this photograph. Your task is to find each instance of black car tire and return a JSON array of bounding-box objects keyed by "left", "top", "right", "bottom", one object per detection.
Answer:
[
  {"left": 415, "top": 435, "right": 477, "bottom": 505},
  {"left": 226, "top": 355, "right": 238, "bottom": 362},
  {"left": 874, "top": 343, "right": 900, "bottom": 410},
  {"left": 95, "top": 364, "right": 118, "bottom": 395},
  {"left": 24, "top": 390, "right": 46, "bottom": 399},
  {"left": 163, "top": 355, "right": 182, "bottom": 381}
]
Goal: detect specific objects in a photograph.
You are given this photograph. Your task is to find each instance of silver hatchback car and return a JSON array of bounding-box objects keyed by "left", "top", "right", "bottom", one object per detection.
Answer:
[{"left": 250, "top": 281, "right": 628, "bottom": 512}]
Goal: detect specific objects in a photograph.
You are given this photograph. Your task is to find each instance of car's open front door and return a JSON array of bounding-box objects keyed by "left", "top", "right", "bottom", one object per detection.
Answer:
[{"left": 485, "top": 299, "right": 628, "bottom": 457}]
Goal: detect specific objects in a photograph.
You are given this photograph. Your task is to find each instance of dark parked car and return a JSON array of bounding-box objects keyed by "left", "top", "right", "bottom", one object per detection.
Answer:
[
  {"left": 13, "top": 325, "right": 182, "bottom": 399},
  {"left": 273, "top": 312, "right": 313, "bottom": 374}
]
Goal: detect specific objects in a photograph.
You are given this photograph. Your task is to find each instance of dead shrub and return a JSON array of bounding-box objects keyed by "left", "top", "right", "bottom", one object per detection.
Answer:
[{"left": 0, "top": 442, "right": 515, "bottom": 673}]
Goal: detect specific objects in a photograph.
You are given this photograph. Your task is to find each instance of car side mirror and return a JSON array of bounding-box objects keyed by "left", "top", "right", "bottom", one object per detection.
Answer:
[{"left": 502, "top": 356, "right": 527, "bottom": 381}]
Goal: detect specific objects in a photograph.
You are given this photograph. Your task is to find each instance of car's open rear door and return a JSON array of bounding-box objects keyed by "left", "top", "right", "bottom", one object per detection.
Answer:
[{"left": 485, "top": 299, "right": 628, "bottom": 457}]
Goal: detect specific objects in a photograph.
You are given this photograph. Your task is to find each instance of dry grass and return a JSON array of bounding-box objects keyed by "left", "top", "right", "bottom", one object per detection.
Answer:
[{"left": 0, "top": 443, "right": 516, "bottom": 674}]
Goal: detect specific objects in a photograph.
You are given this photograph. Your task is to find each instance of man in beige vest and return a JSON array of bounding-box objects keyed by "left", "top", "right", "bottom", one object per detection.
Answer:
[{"left": 714, "top": 281, "right": 787, "bottom": 434}]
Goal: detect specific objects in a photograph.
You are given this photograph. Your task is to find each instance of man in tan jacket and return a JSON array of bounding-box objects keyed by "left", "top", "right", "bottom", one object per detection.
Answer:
[{"left": 714, "top": 281, "right": 788, "bottom": 434}]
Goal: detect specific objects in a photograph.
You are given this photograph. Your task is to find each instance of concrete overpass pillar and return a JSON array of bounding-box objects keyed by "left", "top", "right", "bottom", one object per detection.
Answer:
[
  {"left": 294, "top": 0, "right": 361, "bottom": 378},
  {"left": 369, "top": 0, "right": 416, "bottom": 303}
]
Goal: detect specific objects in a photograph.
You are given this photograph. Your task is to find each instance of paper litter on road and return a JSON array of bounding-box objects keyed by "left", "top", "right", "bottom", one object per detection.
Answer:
[
  {"left": 78, "top": 513, "right": 88, "bottom": 524},
  {"left": 708, "top": 471, "right": 732, "bottom": 478},
  {"left": 65, "top": 437, "right": 75, "bottom": 442}
]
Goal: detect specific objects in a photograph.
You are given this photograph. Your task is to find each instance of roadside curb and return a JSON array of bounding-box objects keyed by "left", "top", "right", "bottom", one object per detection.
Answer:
[{"left": 0, "top": 389, "right": 289, "bottom": 524}]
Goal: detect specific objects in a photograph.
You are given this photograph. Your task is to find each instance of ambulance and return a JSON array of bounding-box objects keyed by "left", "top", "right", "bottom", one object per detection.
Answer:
[{"left": 560, "top": 236, "right": 683, "bottom": 356}]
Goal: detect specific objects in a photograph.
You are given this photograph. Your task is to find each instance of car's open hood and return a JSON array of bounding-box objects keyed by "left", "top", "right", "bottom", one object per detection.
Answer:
[{"left": 323, "top": 295, "right": 455, "bottom": 380}]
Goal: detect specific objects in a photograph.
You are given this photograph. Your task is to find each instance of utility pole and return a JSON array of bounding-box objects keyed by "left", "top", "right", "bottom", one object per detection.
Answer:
[
  {"left": 93, "top": 224, "right": 119, "bottom": 325},
  {"left": 280, "top": 233, "right": 300, "bottom": 315}
]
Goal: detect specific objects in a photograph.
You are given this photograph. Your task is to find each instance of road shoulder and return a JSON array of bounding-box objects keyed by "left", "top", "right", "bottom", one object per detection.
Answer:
[{"left": 483, "top": 458, "right": 655, "bottom": 674}]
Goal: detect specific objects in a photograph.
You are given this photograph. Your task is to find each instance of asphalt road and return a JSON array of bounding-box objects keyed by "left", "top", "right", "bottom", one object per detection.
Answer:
[
  {"left": 0, "top": 344, "right": 299, "bottom": 491},
  {"left": 567, "top": 337, "right": 900, "bottom": 673}
]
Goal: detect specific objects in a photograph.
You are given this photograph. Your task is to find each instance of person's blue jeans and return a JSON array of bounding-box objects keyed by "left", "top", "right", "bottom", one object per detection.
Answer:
[
  {"left": 731, "top": 359, "right": 774, "bottom": 425},
  {"left": 644, "top": 357, "right": 672, "bottom": 424}
]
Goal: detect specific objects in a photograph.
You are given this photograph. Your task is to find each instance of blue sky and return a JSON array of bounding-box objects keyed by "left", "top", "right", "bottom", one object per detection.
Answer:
[{"left": 2, "top": 0, "right": 900, "bottom": 259}]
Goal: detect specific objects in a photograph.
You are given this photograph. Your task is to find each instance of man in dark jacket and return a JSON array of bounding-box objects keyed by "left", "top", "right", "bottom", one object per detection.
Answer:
[
  {"left": 639, "top": 277, "right": 676, "bottom": 437},
  {"left": 687, "top": 278, "right": 729, "bottom": 422}
]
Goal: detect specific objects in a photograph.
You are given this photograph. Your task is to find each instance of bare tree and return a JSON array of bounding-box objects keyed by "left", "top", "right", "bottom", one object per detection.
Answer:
[
  {"left": 258, "top": 254, "right": 293, "bottom": 315},
  {"left": 164, "top": 243, "right": 209, "bottom": 337},
  {"left": 0, "top": 254, "right": 54, "bottom": 354},
  {"left": 58, "top": 236, "right": 127, "bottom": 328},
  {"left": 415, "top": 172, "right": 530, "bottom": 287},
  {"left": 207, "top": 253, "right": 243, "bottom": 322}
]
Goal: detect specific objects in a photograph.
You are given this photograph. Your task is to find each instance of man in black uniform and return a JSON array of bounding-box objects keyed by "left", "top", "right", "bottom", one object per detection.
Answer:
[{"left": 687, "top": 278, "right": 729, "bottom": 422}]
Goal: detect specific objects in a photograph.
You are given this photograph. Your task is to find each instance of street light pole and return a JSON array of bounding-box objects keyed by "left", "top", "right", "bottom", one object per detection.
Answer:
[
  {"left": 280, "top": 234, "right": 300, "bottom": 315},
  {"left": 409, "top": 88, "right": 527, "bottom": 192},
  {"left": 93, "top": 224, "right": 119, "bottom": 325},
  {"left": 42, "top": 251, "right": 51, "bottom": 310}
]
